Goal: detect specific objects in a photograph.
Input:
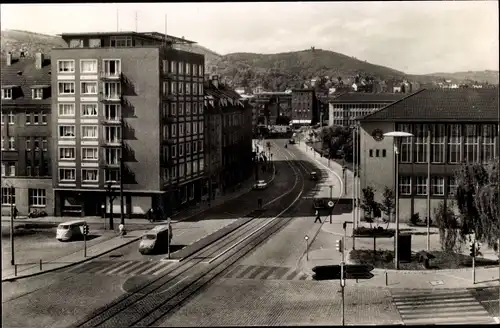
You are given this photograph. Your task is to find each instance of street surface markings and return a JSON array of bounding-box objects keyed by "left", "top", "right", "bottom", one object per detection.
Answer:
[
  {"left": 58, "top": 260, "right": 175, "bottom": 277},
  {"left": 391, "top": 289, "right": 497, "bottom": 325},
  {"left": 470, "top": 287, "right": 500, "bottom": 319},
  {"left": 222, "top": 264, "right": 310, "bottom": 281}
]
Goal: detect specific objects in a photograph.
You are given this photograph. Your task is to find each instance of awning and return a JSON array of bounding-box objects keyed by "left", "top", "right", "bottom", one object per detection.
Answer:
[{"left": 30, "top": 85, "right": 50, "bottom": 88}]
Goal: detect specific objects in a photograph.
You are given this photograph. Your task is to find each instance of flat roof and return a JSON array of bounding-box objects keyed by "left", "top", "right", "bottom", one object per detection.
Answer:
[{"left": 58, "top": 31, "right": 196, "bottom": 44}]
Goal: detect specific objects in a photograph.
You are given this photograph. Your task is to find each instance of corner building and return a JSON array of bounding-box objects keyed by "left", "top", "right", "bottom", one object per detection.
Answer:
[
  {"left": 51, "top": 32, "right": 205, "bottom": 217},
  {"left": 358, "top": 88, "right": 499, "bottom": 221}
]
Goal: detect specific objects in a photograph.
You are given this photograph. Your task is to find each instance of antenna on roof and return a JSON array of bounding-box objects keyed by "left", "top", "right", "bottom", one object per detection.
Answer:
[
  {"left": 164, "top": 13, "right": 168, "bottom": 47},
  {"left": 135, "top": 11, "right": 138, "bottom": 32},
  {"left": 116, "top": 8, "right": 119, "bottom": 32}
]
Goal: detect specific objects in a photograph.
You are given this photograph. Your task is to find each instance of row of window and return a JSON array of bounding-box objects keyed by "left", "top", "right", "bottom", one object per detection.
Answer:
[
  {"left": 58, "top": 59, "right": 121, "bottom": 75},
  {"left": 1, "top": 188, "right": 46, "bottom": 206},
  {"left": 57, "top": 81, "right": 120, "bottom": 97},
  {"left": 162, "top": 102, "right": 204, "bottom": 117},
  {"left": 162, "top": 81, "right": 204, "bottom": 96},
  {"left": 397, "top": 124, "right": 497, "bottom": 164},
  {"left": 164, "top": 140, "right": 204, "bottom": 159},
  {"left": 161, "top": 60, "right": 204, "bottom": 77},
  {"left": 398, "top": 176, "right": 457, "bottom": 196},
  {"left": 1, "top": 137, "right": 48, "bottom": 151},
  {"left": 164, "top": 158, "right": 205, "bottom": 180},
  {"left": 58, "top": 125, "right": 120, "bottom": 142},
  {"left": 2, "top": 111, "right": 48, "bottom": 125},
  {"left": 1, "top": 88, "right": 46, "bottom": 100},
  {"left": 369, "top": 149, "right": 387, "bottom": 158},
  {"left": 59, "top": 147, "right": 119, "bottom": 162},
  {"left": 164, "top": 121, "right": 204, "bottom": 138},
  {"left": 58, "top": 168, "right": 100, "bottom": 182},
  {"left": 2, "top": 162, "right": 49, "bottom": 177}
]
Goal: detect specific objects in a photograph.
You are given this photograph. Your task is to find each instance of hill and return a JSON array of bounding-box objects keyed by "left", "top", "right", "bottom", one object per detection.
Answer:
[{"left": 424, "top": 70, "right": 499, "bottom": 85}]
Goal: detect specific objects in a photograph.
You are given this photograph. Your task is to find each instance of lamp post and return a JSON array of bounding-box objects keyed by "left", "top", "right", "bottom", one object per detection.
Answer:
[
  {"left": 106, "top": 181, "right": 115, "bottom": 230},
  {"left": 329, "top": 185, "right": 333, "bottom": 224},
  {"left": 384, "top": 131, "right": 414, "bottom": 270}
]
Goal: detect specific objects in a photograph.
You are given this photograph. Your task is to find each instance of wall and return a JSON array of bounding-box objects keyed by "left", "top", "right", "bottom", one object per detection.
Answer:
[{"left": 1, "top": 177, "right": 54, "bottom": 216}]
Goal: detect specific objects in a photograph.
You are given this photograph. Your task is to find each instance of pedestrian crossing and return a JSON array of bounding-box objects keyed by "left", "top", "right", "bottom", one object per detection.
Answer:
[
  {"left": 59, "top": 260, "right": 177, "bottom": 277},
  {"left": 221, "top": 264, "right": 310, "bottom": 281},
  {"left": 391, "top": 289, "right": 497, "bottom": 325}
]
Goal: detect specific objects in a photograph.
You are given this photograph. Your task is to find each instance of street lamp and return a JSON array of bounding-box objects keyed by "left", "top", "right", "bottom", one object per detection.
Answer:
[
  {"left": 329, "top": 185, "right": 333, "bottom": 224},
  {"left": 106, "top": 181, "right": 115, "bottom": 230},
  {"left": 384, "top": 131, "right": 414, "bottom": 270}
]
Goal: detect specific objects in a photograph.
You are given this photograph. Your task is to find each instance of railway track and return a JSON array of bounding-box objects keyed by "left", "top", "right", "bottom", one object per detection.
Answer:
[{"left": 70, "top": 141, "right": 319, "bottom": 328}]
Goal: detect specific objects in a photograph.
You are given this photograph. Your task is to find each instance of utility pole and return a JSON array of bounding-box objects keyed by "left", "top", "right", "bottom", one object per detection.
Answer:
[
  {"left": 119, "top": 156, "right": 125, "bottom": 225},
  {"left": 10, "top": 186, "right": 15, "bottom": 266},
  {"left": 426, "top": 126, "right": 431, "bottom": 251},
  {"left": 329, "top": 185, "right": 333, "bottom": 224}
]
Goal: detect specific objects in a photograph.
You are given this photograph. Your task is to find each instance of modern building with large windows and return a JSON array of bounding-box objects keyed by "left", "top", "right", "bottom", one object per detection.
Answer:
[
  {"left": 50, "top": 31, "right": 205, "bottom": 217},
  {"left": 1, "top": 52, "right": 54, "bottom": 216},
  {"left": 358, "top": 87, "right": 499, "bottom": 221}
]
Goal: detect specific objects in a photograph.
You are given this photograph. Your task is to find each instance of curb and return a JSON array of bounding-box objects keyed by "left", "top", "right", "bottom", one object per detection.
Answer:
[{"left": 2, "top": 235, "right": 142, "bottom": 282}]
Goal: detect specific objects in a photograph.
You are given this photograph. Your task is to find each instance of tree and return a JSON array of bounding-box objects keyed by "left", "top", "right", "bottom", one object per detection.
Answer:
[
  {"left": 380, "top": 186, "right": 395, "bottom": 229},
  {"left": 360, "top": 186, "right": 381, "bottom": 225},
  {"left": 433, "top": 201, "right": 462, "bottom": 253}
]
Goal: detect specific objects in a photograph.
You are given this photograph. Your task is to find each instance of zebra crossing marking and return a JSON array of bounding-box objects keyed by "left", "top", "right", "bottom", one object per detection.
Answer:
[
  {"left": 59, "top": 260, "right": 176, "bottom": 277},
  {"left": 392, "top": 289, "right": 496, "bottom": 325},
  {"left": 222, "top": 265, "right": 310, "bottom": 281}
]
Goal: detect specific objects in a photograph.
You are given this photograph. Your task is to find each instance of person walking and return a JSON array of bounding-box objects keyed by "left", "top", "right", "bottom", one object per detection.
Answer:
[{"left": 314, "top": 209, "right": 322, "bottom": 223}]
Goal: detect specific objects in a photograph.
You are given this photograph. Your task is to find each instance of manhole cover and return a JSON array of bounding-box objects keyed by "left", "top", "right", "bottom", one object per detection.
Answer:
[{"left": 430, "top": 280, "right": 444, "bottom": 286}]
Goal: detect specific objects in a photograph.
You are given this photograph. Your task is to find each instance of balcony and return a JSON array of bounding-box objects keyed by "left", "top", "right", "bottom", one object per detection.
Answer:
[
  {"left": 99, "top": 71, "right": 122, "bottom": 80},
  {"left": 100, "top": 94, "right": 122, "bottom": 102},
  {"left": 103, "top": 139, "right": 121, "bottom": 147},
  {"left": 102, "top": 116, "right": 122, "bottom": 125}
]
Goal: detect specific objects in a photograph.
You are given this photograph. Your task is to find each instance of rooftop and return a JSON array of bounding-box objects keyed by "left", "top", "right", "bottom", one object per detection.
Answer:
[
  {"left": 330, "top": 92, "right": 406, "bottom": 103},
  {"left": 1, "top": 56, "right": 52, "bottom": 105},
  {"left": 361, "top": 88, "right": 500, "bottom": 122},
  {"left": 59, "top": 31, "right": 196, "bottom": 44}
]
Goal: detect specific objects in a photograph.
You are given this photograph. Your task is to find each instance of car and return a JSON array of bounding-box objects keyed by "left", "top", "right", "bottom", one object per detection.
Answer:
[
  {"left": 253, "top": 180, "right": 268, "bottom": 190},
  {"left": 289, "top": 138, "right": 296, "bottom": 144}
]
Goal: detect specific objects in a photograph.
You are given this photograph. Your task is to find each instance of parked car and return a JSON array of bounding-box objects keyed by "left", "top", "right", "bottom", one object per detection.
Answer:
[
  {"left": 253, "top": 180, "right": 268, "bottom": 190},
  {"left": 289, "top": 138, "right": 296, "bottom": 144}
]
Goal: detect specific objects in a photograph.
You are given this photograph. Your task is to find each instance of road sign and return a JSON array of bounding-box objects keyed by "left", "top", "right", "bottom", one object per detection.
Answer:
[
  {"left": 328, "top": 201, "right": 335, "bottom": 208},
  {"left": 312, "top": 264, "right": 375, "bottom": 280}
]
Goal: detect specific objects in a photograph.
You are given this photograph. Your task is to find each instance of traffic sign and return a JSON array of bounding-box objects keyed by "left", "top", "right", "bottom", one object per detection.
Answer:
[
  {"left": 328, "top": 201, "right": 335, "bottom": 208},
  {"left": 312, "top": 264, "right": 374, "bottom": 280}
]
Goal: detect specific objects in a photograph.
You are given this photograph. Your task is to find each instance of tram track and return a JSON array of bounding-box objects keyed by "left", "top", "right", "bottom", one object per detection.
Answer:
[{"left": 70, "top": 140, "right": 314, "bottom": 328}]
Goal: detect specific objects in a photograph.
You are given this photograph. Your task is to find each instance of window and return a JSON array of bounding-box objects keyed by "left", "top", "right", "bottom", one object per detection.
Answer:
[
  {"left": 26, "top": 165, "right": 32, "bottom": 176},
  {"left": 198, "top": 83, "right": 203, "bottom": 95},
  {"left": 430, "top": 124, "right": 445, "bottom": 163},
  {"left": 482, "top": 124, "right": 496, "bottom": 163},
  {"left": 198, "top": 140, "right": 204, "bottom": 152},
  {"left": 1, "top": 164, "right": 4, "bottom": 176},
  {"left": 105, "top": 169, "right": 120, "bottom": 182},
  {"left": 59, "top": 168, "right": 76, "bottom": 182},
  {"left": 179, "top": 61, "right": 184, "bottom": 74},
  {"left": 193, "top": 160, "right": 198, "bottom": 174},
  {"left": 186, "top": 83, "right": 191, "bottom": 95},
  {"left": 41, "top": 111, "right": 47, "bottom": 124},
  {"left": 186, "top": 103, "right": 191, "bottom": 115},
  {"left": 170, "top": 166, "right": 177, "bottom": 179},
  {"left": 171, "top": 124, "right": 177, "bottom": 137},
  {"left": 170, "top": 61, "right": 177, "bottom": 74},
  {"left": 179, "top": 163, "right": 185, "bottom": 177},
  {"left": 110, "top": 36, "right": 132, "bottom": 47},
  {"left": 399, "top": 176, "right": 411, "bottom": 195},
  {"left": 464, "top": 124, "right": 479, "bottom": 163},
  {"left": 8, "top": 111, "right": 14, "bottom": 124},
  {"left": 105, "top": 126, "right": 121, "bottom": 143},
  {"left": 106, "top": 148, "right": 121, "bottom": 164},
  {"left": 178, "top": 82, "right": 184, "bottom": 94},
  {"left": 170, "top": 81, "right": 177, "bottom": 95},
  {"left": 369, "top": 150, "right": 373, "bottom": 157},
  {"left": 186, "top": 161, "right": 192, "bottom": 175},
  {"left": 81, "top": 82, "right": 98, "bottom": 95},
  {"left": 186, "top": 142, "right": 191, "bottom": 155},
  {"left": 103, "top": 59, "right": 121, "bottom": 76},
  {"left": 8, "top": 163, "right": 16, "bottom": 176},
  {"left": 186, "top": 62, "right": 191, "bottom": 75},
  {"left": 59, "top": 125, "right": 75, "bottom": 138},
  {"left": 199, "top": 121, "right": 204, "bottom": 134},
  {"left": 82, "top": 147, "right": 99, "bottom": 160},
  {"left": 199, "top": 158, "right": 204, "bottom": 171},
  {"left": 375, "top": 149, "right": 380, "bottom": 157},
  {"left": 448, "top": 124, "right": 462, "bottom": 163},
  {"left": 33, "top": 111, "right": 40, "bottom": 124},
  {"left": 163, "top": 81, "right": 169, "bottom": 96},
  {"left": 26, "top": 138, "right": 31, "bottom": 151},
  {"left": 58, "top": 103, "right": 75, "bottom": 116},
  {"left": 58, "top": 82, "right": 75, "bottom": 95},
  {"left": 448, "top": 176, "right": 458, "bottom": 196},
  {"left": 179, "top": 103, "right": 184, "bottom": 116},
  {"left": 33, "top": 138, "right": 40, "bottom": 150},
  {"left": 414, "top": 124, "right": 428, "bottom": 163},
  {"left": 179, "top": 143, "right": 184, "bottom": 157},
  {"left": 69, "top": 39, "right": 83, "bottom": 48},
  {"left": 42, "top": 137, "right": 48, "bottom": 151},
  {"left": 179, "top": 123, "right": 185, "bottom": 136},
  {"left": 415, "top": 176, "right": 427, "bottom": 195},
  {"left": 1, "top": 137, "right": 3, "bottom": 150},
  {"left": 2, "top": 88, "right": 13, "bottom": 99},
  {"left": 59, "top": 147, "right": 75, "bottom": 160},
  {"left": 8, "top": 137, "right": 15, "bottom": 150},
  {"left": 193, "top": 140, "right": 198, "bottom": 153},
  {"left": 103, "top": 82, "right": 121, "bottom": 99},
  {"left": 193, "top": 82, "right": 198, "bottom": 95},
  {"left": 1, "top": 188, "right": 15, "bottom": 205},
  {"left": 29, "top": 189, "right": 46, "bottom": 207},
  {"left": 193, "top": 121, "right": 198, "bottom": 134},
  {"left": 32, "top": 88, "right": 43, "bottom": 99},
  {"left": 193, "top": 102, "right": 198, "bottom": 114},
  {"left": 431, "top": 176, "right": 445, "bottom": 196},
  {"left": 82, "top": 169, "right": 98, "bottom": 182},
  {"left": 382, "top": 149, "right": 386, "bottom": 157},
  {"left": 80, "top": 59, "right": 98, "bottom": 73},
  {"left": 397, "top": 124, "right": 412, "bottom": 163},
  {"left": 198, "top": 65, "right": 203, "bottom": 77},
  {"left": 104, "top": 104, "right": 121, "bottom": 121},
  {"left": 82, "top": 125, "right": 98, "bottom": 139},
  {"left": 81, "top": 104, "right": 98, "bottom": 117},
  {"left": 171, "top": 145, "right": 177, "bottom": 158},
  {"left": 89, "top": 39, "right": 101, "bottom": 48},
  {"left": 26, "top": 111, "right": 31, "bottom": 124},
  {"left": 58, "top": 60, "right": 75, "bottom": 73}
]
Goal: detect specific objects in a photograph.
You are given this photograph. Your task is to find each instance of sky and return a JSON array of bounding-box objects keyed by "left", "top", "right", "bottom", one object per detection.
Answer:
[{"left": 1, "top": 1, "right": 498, "bottom": 74}]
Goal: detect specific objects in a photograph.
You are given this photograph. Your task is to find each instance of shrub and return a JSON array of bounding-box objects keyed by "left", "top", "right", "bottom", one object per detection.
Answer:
[{"left": 410, "top": 213, "right": 421, "bottom": 226}]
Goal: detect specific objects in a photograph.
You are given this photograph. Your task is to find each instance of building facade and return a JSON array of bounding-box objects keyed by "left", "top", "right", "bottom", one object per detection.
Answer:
[
  {"left": 204, "top": 76, "right": 253, "bottom": 198},
  {"left": 359, "top": 88, "right": 499, "bottom": 222},
  {"left": 291, "top": 89, "right": 317, "bottom": 127},
  {"left": 329, "top": 92, "right": 405, "bottom": 127},
  {"left": 253, "top": 92, "right": 292, "bottom": 126},
  {"left": 1, "top": 52, "right": 54, "bottom": 216},
  {"left": 50, "top": 31, "right": 204, "bottom": 217}
]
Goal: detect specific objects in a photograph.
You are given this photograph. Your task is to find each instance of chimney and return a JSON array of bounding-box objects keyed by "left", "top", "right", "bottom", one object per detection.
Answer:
[
  {"left": 211, "top": 75, "right": 219, "bottom": 89},
  {"left": 35, "top": 53, "right": 44, "bottom": 69},
  {"left": 7, "top": 52, "right": 12, "bottom": 66}
]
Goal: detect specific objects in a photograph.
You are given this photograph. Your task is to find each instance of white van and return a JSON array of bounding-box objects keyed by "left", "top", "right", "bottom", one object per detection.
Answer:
[
  {"left": 56, "top": 220, "right": 87, "bottom": 241},
  {"left": 139, "top": 225, "right": 173, "bottom": 255}
]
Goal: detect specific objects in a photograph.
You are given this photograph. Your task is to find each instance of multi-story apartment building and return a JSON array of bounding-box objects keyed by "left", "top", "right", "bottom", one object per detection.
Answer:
[
  {"left": 1, "top": 52, "right": 54, "bottom": 216},
  {"left": 204, "top": 75, "right": 253, "bottom": 199},
  {"left": 50, "top": 31, "right": 205, "bottom": 217},
  {"left": 253, "top": 92, "right": 292, "bottom": 125},
  {"left": 291, "top": 89, "right": 317, "bottom": 127},
  {"left": 329, "top": 92, "right": 405, "bottom": 127},
  {"left": 359, "top": 88, "right": 499, "bottom": 221}
]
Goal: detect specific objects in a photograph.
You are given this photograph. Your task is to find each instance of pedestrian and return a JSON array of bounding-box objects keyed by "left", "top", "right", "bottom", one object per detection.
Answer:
[
  {"left": 258, "top": 198, "right": 263, "bottom": 209},
  {"left": 118, "top": 223, "right": 126, "bottom": 237},
  {"left": 314, "top": 209, "right": 322, "bottom": 223}
]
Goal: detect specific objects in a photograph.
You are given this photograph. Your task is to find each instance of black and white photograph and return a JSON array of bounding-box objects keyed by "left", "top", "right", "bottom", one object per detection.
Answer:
[{"left": 1, "top": 1, "right": 499, "bottom": 327}]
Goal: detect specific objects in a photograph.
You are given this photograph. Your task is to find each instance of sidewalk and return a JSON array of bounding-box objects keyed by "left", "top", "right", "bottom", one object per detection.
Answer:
[{"left": 2, "top": 230, "right": 146, "bottom": 282}]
